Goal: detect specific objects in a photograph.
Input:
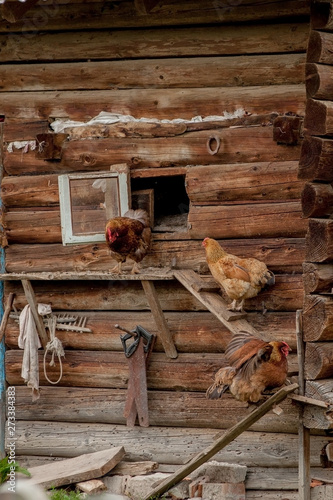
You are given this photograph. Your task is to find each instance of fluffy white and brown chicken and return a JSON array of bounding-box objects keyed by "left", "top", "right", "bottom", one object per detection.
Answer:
[
  {"left": 105, "top": 209, "right": 151, "bottom": 274},
  {"left": 206, "top": 331, "right": 291, "bottom": 403},
  {"left": 202, "top": 237, "right": 275, "bottom": 311}
]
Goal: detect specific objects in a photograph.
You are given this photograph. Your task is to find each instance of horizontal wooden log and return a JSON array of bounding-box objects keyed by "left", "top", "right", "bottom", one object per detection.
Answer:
[
  {"left": 5, "top": 350, "right": 298, "bottom": 390},
  {"left": 305, "top": 343, "right": 333, "bottom": 380},
  {"left": 10, "top": 386, "right": 299, "bottom": 434},
  {"left": 0, "top": 54, "right": 305, "bottom": 91},
  {"left": 186, "top": 161, "right": 303, "bottom": 204},
  {"left": 4, "top": 124, "right": 302, "bottom": 175},
  {"left": 188, "top": 202, "right": 307, "bottom": 239},
  {"left": 3, "top": 201, "right": 307, "bottom": 244},
  {"left": 301, "top": 181, "right": 333, "bottom": 218},
  {"left": 4, "top": 310, "right": 298, "bottom": 352},
  {"left": 298, "top": 136, "right": 333, "bottom": 182},
  {"left": 303, "top": 98, "right": 333, "bottom": 136},
  {"left": 303, "top": 295, "right": 333, "bottom": 342},
  {"left": 4, "top": 237, "right": 305, "bottom": 274},
  {"left": 4, "top": 274, "right": 304, "bottom": 312},
  {"left": 0, "top": 24, "right": 309, "bottom": 62},
  {"left": 1, "top": 161, "right": 304, "bottom": 208},
  {"left": 302, "top": 262, "right": 333, "bottom": 294},
  {"left": 305, "top": 63, "right": 333, "bottom": 100},
  {"left": 305, "top": 218, "right": 333, "bottom": 262},
  {"left": 0, "top": 1, "right": 310, "bottom": 32},
  {"left": 3, "top": 120, "right": 49, "bottom": 142},
  {"left": 307, "top": 30, "right": 333, "bottom": 64},
  {"left": 8, "top": 421, "right": 329, "bottom": 468},
  {"left": 0, "top": 85, "right": 306, "bottom": 122}
]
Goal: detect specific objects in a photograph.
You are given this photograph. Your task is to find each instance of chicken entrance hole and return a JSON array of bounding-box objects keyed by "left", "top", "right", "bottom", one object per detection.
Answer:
[{"left": 131, "top": 175, "right": 189, "bottom": 232}]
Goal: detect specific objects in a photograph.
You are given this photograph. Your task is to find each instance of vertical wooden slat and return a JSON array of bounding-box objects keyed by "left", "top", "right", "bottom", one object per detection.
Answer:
[{"left": 297, "top": 310, "right": 311, "bottom": 500}]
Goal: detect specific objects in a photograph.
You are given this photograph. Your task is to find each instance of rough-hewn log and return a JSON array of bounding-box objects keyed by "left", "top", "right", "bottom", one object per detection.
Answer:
[
  {"left": 188, "top": 202, "right": 307, "bottom": 239},
  {"left": 0, "top": 54, "right": 305, "bottom": 91},
  {"left": 303, "top": 295, "right": 333, "bottom": 342},
  {"left": 305, "top": 342, "right": 333, "bottom": 380},
  {"left": 5, "top": 349, "right": 298, "bottom": 390},
  {"left": 303, "top": 98, "right": 333, "bottom": 136},
  {"left": 304, "top": 379, "right": 333, "bottom": 430},
  {"left": 0, "top": 85, "right": 306, "bottom": 122},
  {"left": 0, "top": 24, "right": 309, "bottom": 62},
  {"left": 307, "top": 30, "right": 333, "bottom": 64},
  {"left": 305, "top": 63, "right": 333, "bottom": 100},
  {"left": 305, "top": 218, "right": 333, "bottom": 262},
  {"left": 4, "top": 201, "right": 307, "bottom": 244},
  {"left": 311, "top": 1, "right": 333, "bottom": 31},
  {"left": 10, "top": 386, "right": 299, "bottom": 434},
  {"left": 4, "top": 125, "right": 302, "bottom": 175},
  {"left": 2, "top": 161, "right": 303, "bottom": 208},
  {"left": 186, "top": 161, "right": 303, "bottom": 204},
  {"left": 298, "top": 136, "right": 333, "bottom": 181},
  {"left": 301, "top": 181, "right": 333, "bottom": 218},
  {"left": 302, "top": 262, "right": 333, "bottom": 294},
  {"left": 0, "top": 0, "right": 39, "bottom": 23},
  {"left": 4, "top": 274, "right": 304, "bottom": 312},
  {"left": 8, "top": 421, "right": 329, "bottom": 468},
  {"left": 3, "top": 120, "right": 49, "bottom": 142},
  {"left": 0, "top": 1, "right": 310, "bottom": 32},
  {"left": 4, "top": 238, "right": 305, "bottom": 274},
  {"left": 4, "top": 310, "right": 298, "bottom": 352}
]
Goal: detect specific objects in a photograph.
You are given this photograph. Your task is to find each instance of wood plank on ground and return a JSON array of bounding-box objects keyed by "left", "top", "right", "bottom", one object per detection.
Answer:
[{"left": 28, "top": 446, "right": 125, "bottom": 488}]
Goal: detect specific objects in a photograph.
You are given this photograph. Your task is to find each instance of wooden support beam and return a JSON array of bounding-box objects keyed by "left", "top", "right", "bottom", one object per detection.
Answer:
[
  {"left": 20, "top": 279, "right": 48, "bottom": 350},
  {"left": 0, "top": 292, "right": 14, "bottom": 343},
  {"left": 142, "top": 383, "right": 298, "bottom": 500},
  {"left": 141, "top": 280, "right": 177, "bottom": 359}
]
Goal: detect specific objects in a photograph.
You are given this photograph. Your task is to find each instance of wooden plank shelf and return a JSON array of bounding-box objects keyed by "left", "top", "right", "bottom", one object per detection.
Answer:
[{"left": 0, "top": 268, "right": 174, "bottom": 281}]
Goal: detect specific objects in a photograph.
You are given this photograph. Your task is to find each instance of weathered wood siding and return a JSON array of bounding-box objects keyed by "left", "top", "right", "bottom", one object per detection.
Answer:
[{"left": 2, "top": 0, "right": 331, "bottom": 494}]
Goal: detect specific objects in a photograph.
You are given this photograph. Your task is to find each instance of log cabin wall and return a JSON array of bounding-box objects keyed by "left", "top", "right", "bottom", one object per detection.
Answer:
[
  {"left": 1, "top": 0, "right": 332, "bottom": 497},
  {"left": 299, "top": 0, "right": 333, "bottom": 431}
]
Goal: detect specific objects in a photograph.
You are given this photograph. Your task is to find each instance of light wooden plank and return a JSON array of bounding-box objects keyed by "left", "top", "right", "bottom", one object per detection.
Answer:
[
  {"left": 174, "top": 269, "right": 258, "bottom": 334},
  {"left": 29, "top": 446, "right": 124, "bottom": 488},
  {"left": 141, "top": 280, "right": 177, "bottom": 359},
  {"left": 0, "top": 269, "right": 174, "bottom": 281}
]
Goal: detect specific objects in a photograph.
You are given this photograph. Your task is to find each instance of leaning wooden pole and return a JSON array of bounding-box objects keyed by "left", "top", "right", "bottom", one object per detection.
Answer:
[{"left": 143, "top": 383, "right": 299, "bottom": 500}]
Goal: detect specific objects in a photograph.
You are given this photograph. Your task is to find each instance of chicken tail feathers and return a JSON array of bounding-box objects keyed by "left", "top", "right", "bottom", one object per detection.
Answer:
[
  {"left": 124, "top": 209, "right": 150, "bottom": 227},
  {"left": 206, "top": 383, "right": 229, "bottom": 400}
]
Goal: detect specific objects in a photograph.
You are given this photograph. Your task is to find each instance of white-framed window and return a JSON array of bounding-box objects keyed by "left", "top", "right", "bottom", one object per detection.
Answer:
[{"left": 58, "top": 165, "right": 130, "bottom": 245}]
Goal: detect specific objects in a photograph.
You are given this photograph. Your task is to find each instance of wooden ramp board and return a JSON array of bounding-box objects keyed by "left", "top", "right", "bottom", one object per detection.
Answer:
[
  {"left": 173, "top": 269, "right": 258, "bottom": 335},
  {"left": 0, "top": 268, "right": 174, "bottom": 281},
  {"left": 28, "top": 446, "right": 125, "bottom": 488}
]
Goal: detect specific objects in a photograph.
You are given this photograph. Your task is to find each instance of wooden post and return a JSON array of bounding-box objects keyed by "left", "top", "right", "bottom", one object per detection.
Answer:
[
  {"left": 141, "top": 280, "right": 177, "bottom": 359},
  {"left": 21, "top": 279, "right": 49, "bottom": 350},
  {"left": 0, "top": 292, "right": 15, "bottom": 343},
  {"left": 296, "top": 310, "right": 311, "bottom": 500},
  {"left": 142, "top": 383, "right": 298, "bottom": 500}
]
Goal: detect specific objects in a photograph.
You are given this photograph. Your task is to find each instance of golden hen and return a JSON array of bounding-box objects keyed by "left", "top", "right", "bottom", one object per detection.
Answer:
[
  {"left": 105, "top": 209, "right": 151, "bottom": 274},
  {"left": 206, "top": 331, "right": 291, "bottom": 403},
  {"left": 202, "top": 237, "right": 275, "bottom": 311}
]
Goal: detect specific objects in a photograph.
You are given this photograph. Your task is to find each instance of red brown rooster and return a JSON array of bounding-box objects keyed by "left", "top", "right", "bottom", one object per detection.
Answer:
[
  {"left": 206, "top": 331, "right": 291, "bottom": 403},
  {"left": 105, "top": 209, "right": 151, "bottom": 274}
]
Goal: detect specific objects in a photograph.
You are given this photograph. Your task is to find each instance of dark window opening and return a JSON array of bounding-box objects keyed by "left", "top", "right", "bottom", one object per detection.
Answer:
[{"left": 131, "top": 175, "right": 189, "bottom": 232}]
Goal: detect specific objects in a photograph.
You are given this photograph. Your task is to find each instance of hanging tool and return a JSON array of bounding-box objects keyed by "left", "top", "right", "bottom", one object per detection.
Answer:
[{"left": 116, "top": 324, "right": 155, "bottom": 427}]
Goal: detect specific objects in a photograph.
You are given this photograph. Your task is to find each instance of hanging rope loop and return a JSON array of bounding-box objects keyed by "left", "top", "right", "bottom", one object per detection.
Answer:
[{"left": 43, "top": 314, "right": 65, "bottom": 385}]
